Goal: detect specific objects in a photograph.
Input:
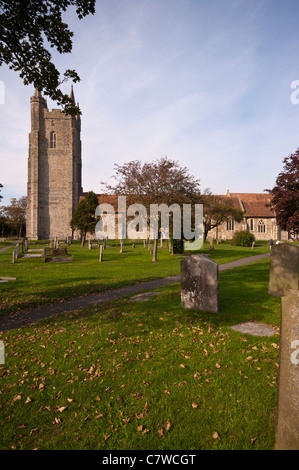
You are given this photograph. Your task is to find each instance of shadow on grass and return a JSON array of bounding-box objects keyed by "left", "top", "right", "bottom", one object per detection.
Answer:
[{"left": 36, "top": 260, "right": 280, "bottom": 336}]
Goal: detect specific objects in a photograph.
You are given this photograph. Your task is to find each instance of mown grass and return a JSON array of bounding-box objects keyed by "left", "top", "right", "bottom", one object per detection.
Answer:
[
  {"left": 0, "top": 239, "right": 270, "bottom": 319},
  {"left": 0, "top": 257, "right": 280, "bottom": 450}
]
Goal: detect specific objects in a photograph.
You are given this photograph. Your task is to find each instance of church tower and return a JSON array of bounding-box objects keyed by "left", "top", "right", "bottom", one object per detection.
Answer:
[{"left": 26, "top": 87, "right": 82, "bottom": 239}]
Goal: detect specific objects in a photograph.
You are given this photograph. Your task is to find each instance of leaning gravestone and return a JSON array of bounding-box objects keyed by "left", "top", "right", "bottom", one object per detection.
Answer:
[
  {"left": 181, "top": 254, "right": 219, "bottom": 313},
  {"left": 268, "top": 244, "right": 299, "bottom": 297},
  {"left": 275, "top": 290, "right": 299, "bottom": 450}
]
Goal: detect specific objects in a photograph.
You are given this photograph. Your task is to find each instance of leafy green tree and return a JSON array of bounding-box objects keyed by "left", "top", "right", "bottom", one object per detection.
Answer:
[
  {"left": 71, "top": 191, "right": 98, "bottom": 246},
  {"left": 1, "top": 195, "right": 27, "bottom": 237},
  {"left": 202, "top": 191, "right": 244, "bottom": 242},
  {"left": 0, "top": 0, "right": 95, "bottom": 114}
]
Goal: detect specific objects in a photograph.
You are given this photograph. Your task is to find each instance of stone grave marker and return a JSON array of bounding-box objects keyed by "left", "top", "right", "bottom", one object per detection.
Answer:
[
  {"left": 268, "top": 244, "right": 299, "bottom": 297},
  {"left": 275, "top": 290, "right": 299, "bottom": 450},
  {"left": 181, "top": 254, "right": 219, "bottom": 313}
]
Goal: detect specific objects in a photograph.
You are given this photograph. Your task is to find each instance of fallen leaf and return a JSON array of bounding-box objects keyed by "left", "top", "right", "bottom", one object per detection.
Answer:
[
  {"left": 30, "top": 428, "right": 38, "bottom": 435},
  {"left": 164, "top": 420, "right": 172, "bottom": 431},
  {"left": 212, "top": 431, "right": 220, "bottom": 440},
  {"left": 25, "top": 397, "right": 32, "bottom": 404},
  {"left": 57, "top": 406, "right": 67, "bottom": 413},
  {"left": 12, "top": 394, "right": 21, "bottom": 404},
  {"left": 192, "top": 402, "right": 198, "bottom": 408}
]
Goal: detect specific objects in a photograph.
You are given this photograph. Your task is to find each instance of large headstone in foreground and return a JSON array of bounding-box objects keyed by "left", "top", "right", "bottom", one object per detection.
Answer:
[
  {"left": 268, "top": 244, "right": 299, "bottom": 297},
  {"left": 275, "top": 290, "right": 299, "bottom": 450},
  {"left": 181, "top": 254, "right": 219, "bottom": 313}
]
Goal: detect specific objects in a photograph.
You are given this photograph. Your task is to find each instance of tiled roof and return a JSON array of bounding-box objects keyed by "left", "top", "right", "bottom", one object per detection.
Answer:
[
  {"left": 230, "top": 193, "right": 274, "bottom": 218},
  {"left": 80, "top": 192, "right": 274, "bottom": 218}
]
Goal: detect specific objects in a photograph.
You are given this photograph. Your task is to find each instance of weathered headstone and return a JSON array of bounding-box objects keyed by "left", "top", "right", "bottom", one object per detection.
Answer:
[
  {"left": 181, "top": 254, "right": 219, "bottom": 313},
  {"left": 275, "top": 290, "right": 299, "bottom": 450},
  {"left": 268, "top": 244, "right": 299, "bottom": 297}
]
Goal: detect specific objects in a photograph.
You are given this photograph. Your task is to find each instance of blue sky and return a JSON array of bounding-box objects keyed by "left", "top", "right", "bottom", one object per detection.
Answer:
[{"left": 1, "top": 0, "right": 299, "bottom": 205}]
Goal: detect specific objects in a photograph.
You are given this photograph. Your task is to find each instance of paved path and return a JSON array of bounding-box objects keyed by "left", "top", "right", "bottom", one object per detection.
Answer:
[
  {"left": 0, "top": 240, "right": 22, "bottom": 253},
  {"left": 0, "top": 252, "right": 270, "bottom": 333}
]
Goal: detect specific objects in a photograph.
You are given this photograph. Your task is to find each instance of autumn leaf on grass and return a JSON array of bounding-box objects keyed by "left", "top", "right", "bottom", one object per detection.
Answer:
[
  {"left": 25, "top": 397, "right": 32, "bottom": 404},
  {"left": 212, "top": 431, "right": 220, "bottom": 440},
  {"left": 158, "top": 419, "right": 172, "bottom": 437},
  {"left": 12, "top": 394, "right": 21, "bottom": 404},
  {"left": 138, "top": 425, "right": 149, "bottom": 435},
  {"left": 192, "top": 402, "right": 198, "bottom": 409},
  {"left": 57, "top": 406, "right": 67, "bottom": 413}
]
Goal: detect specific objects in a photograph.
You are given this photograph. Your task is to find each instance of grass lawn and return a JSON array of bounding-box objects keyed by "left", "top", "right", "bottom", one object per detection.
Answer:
[
  {"left": 0, "top": 240, "right": 281, "bottom": 450},
  {"left": 0, "top": 239, "right": 271, "bottom": 319}
]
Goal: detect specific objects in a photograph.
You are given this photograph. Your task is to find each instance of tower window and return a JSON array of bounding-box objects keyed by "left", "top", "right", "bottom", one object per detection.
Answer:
[
  {"left": 50, "top": 131, "right": 56, "bottom": 149},
  {"left": 258, "top": 220, "right": 266, "bottom": 233}
]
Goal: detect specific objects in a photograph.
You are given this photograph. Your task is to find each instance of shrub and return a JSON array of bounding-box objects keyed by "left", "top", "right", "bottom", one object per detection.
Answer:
[{"left": 231, "top": 230, "right": 255, "bottom": 247}]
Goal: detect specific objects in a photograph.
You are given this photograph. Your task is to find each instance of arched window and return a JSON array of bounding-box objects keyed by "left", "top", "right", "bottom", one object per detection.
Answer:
[
  {"left": 226, "top": 219, "right": 234, "bottom": 231},
  {"left": 258, "top": 220, "right": 266, "bottom": 233},
  {"left": 50, "top": 131, "right": 56, "bottom": 149}
]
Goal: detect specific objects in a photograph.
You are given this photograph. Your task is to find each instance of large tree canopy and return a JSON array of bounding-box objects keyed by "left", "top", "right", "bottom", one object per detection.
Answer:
[
  {"left": 101, "top": 157, "right": 201, "bottom": 260},
  {"left": 266, "top": 149, "right": 299, "bottom": 234},
  {"left": 101, "top": 157, "right": 201, "bottom": 207},
  {"left": 0, "top": 0, "right": 95, "bottom": 114}
]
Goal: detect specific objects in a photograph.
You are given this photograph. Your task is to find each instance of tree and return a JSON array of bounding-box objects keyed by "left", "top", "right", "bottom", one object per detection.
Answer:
[
  {"left": 71, "top": 191, "right": 98, "bottom": 247},
  {"left": 0, "top": 0, "right": 95, "bottom": 114},
  {"left": 1, "top": 196, "right": 27, "bottom": 237},
  {"left": 266, "top": 149, "right": 299, "bottom": 234},
  {"left": 101, "top": 157, "right": 201, "bottom": 261},
  {"left": 201, "top": 191, "right": 244, "bottom": 242}
]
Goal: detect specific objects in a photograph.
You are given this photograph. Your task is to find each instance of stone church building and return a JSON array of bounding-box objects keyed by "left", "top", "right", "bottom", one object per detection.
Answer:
[{"left": 26, "top": 88, "right": 287, "bottom": 242}]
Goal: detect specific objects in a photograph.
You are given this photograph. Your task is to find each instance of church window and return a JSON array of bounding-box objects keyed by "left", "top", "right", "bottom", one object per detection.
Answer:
[
  {"left": 258, "top": 220, "right": 266, "bottom": 233},
  {"left": 50, "top": 131, "right": 56, "bottom": 148},
  {"left": 226, "top": 219, "right": 234, "bottom": 231},
  {"left": 249, "top": 219, "right": 253, "bottom": 230}
]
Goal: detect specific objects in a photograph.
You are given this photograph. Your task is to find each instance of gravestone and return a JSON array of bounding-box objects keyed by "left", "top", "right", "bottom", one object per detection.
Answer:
[
  {"left": 275, "top": 290, "right": 299, "bottom": 450},
  {"left": 268, "top": 244, "right": 299, "bottom": 297},
  {"left": 181, "top": 254, "right": 219, "bottom": 313}
]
